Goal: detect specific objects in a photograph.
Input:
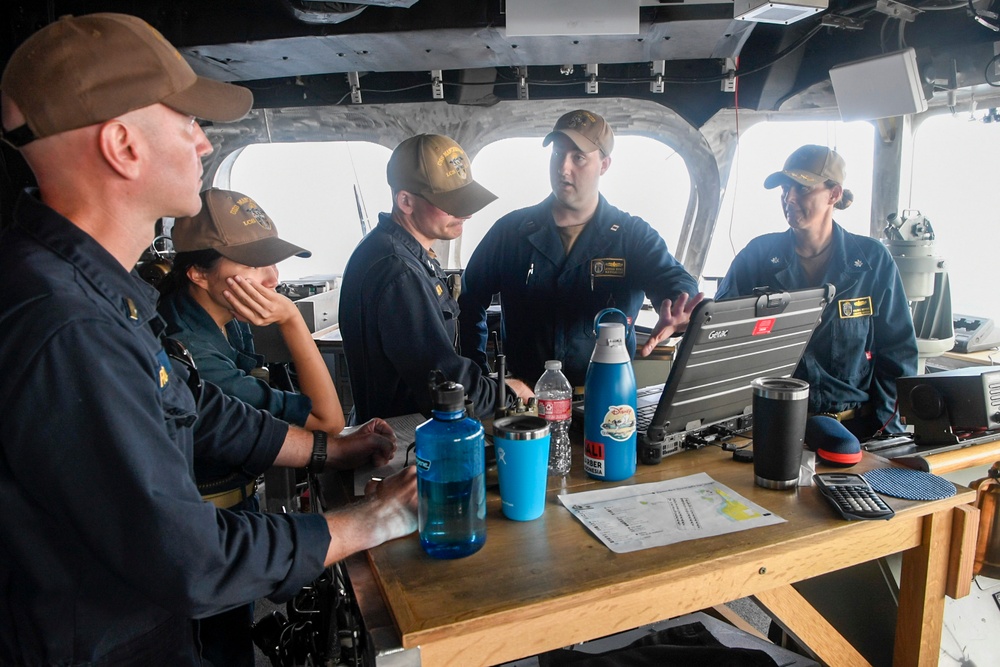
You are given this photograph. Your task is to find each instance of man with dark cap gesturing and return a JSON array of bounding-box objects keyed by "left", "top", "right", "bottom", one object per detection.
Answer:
[
  {"left": 0, "top": 14, "right": 416, "bottom": 665},
  {"left": 340, "top": 134, "right": 534, "bottom": 422}
]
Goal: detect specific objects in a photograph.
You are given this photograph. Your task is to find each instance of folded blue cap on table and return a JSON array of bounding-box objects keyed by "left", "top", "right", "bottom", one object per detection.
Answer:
[{"left": 805, "top": 415, "right": 862, "bottom": 466}]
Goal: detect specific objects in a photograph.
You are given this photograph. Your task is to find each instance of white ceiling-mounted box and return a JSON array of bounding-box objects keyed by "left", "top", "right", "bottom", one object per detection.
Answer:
[
  {"left": 829, "top": 47, "right": 928, "bottom": 121},
  {"left": 505, "top": 0, "right": 640, "bottom": 36},
  {"left": 734, "top": 0, "right": 828, "bottom": 25}
]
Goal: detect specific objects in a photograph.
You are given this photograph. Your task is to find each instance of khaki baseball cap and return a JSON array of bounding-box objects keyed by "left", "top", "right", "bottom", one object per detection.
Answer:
[
  {"left": 0, "top": 13, "right": 252, "bottom": 147},
  {"left": 543, "top": 109, "right": 615, "bottom": 156},
  {"left": 386, "top": 134, "right": 497, "bottom": 218},
  {"left": 172, "top": 189, "right": 311, "bottom": 267},
  {"left": 764, "top": 145, "right": 846, "bottom": 189}
]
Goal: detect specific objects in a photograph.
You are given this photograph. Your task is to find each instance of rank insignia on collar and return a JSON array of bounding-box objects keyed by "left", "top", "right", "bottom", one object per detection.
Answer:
[
  {"left": 125, "top": 297, "right": 138, "bottom": 321},
  {"left": 854, "top": 259, "right": 864, "bottom": 268},
  {"left": 770, "top": 256, "right": 780, "bottom": 264},
  {"left": 610, "top": 224, "right": 620, "bottom": 232}
]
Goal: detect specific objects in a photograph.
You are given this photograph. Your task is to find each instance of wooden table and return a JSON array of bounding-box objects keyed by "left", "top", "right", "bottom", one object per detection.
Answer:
[
  {"left": 891, "top": 432, "right": 1000, "bottom": 475},
  {"left": 345, "top": 441, "right": 978, "bottom": 667}
]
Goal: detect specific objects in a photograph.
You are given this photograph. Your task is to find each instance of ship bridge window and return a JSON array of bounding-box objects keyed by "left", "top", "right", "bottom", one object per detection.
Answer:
[
  {"left": 229, "top": 141, "right": 392, "bottom": 281},
  {"left": 463, "top": 136, "right": 691, "bottom": 267},
  {"left": 909, "top": 113, "right": 1000, "bottom": 323},
  {"left": 227, "top": 136, "right": 691, "bottom": 278},
  {"left": 705, "top": 120, "right": 875, "bottom": 291}
]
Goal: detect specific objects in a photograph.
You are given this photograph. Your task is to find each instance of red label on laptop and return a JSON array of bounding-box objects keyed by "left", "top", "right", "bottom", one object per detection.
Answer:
[{"left": 752, "top": 318, "right": 776, "bottom": 335}]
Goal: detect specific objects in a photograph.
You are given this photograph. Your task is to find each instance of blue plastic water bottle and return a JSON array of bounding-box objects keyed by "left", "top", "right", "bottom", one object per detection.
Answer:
[
  {"left": 583, "top": 309, "right": 637, "bottom": 482},
  {"left": 415, "top": 373, "right": 487, "bottom": 559}
]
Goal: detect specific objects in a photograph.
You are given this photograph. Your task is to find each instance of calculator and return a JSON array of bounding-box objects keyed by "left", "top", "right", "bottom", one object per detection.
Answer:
[{"left": 814, "top": 473, "right": 895, "bottom": 521}]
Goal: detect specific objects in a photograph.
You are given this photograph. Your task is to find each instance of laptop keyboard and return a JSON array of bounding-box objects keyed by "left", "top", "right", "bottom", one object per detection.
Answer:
[{"left": 637, "top": 403, "right": 657, "bottom": 431}]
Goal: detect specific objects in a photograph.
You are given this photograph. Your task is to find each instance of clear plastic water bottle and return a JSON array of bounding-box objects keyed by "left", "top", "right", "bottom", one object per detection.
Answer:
[
  {"left": 535, "top": 360, "right": 573, "bottom": 476},
  {"left": 415, "top": 374, "right": 487, "bottom": 559}
]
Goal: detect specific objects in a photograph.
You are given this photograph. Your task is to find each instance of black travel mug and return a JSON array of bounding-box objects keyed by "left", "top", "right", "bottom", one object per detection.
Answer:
[{"left": 751, "top": 378, "right": 810, "bottom": 489}]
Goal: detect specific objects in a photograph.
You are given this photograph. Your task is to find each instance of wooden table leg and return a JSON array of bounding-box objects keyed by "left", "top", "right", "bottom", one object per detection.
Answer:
[
  {"left": 754, "top": 585, "right": 871, "bottom": 667},
  {"left": 893, "top": 509, "right": 954, "bottom": 666}
]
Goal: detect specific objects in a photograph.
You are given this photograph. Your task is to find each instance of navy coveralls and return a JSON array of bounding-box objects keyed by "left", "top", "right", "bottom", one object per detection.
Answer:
[
  {"left": 0, "top": 192, "right": 330, "bottom": 665},
  {"left": 716, "top": 223, "right": 918, "bottom": 433},
  {"left": 458, "top": 195, "right": 699, "bottom": 388},
  {"left": 340, "top": 214, "right": 506, "bottom": 422}
]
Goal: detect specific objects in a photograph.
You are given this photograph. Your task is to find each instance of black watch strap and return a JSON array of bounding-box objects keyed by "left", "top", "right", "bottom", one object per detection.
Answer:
[{"left": 308, "top": 430, "right": 328, "bottom": 474}]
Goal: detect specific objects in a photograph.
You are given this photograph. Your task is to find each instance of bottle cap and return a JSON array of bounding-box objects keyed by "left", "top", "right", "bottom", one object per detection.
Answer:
[
  {"left": 544, "top": 360, "right": 563, "bottom": 370},
  {"left": 432, "top": 381, "right": 466, "bottom": 412},
  {"left": 590, "top": 322, "right": 630, "bottom": 364}
]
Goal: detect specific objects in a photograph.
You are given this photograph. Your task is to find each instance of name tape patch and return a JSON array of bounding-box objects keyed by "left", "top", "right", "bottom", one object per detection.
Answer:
[
  {"left": 590, "top": 258, "right": 626, "bottom": 279},
  {"left": 838, "top": 297, "right": 873, "bottom": 319}
]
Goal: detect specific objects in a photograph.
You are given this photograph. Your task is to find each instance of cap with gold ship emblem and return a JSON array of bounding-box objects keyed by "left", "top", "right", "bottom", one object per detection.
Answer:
[
  {"left": 172, "top": 188, "right": 311, "bottom": 267},
  {"left": 386, "top": 134, "right": 497, "bottom": 218}
]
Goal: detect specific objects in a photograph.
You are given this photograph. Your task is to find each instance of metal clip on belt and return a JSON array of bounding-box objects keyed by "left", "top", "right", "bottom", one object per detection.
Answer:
[{"left": 201, "top": 481, "right": 256, "bottom": 509}]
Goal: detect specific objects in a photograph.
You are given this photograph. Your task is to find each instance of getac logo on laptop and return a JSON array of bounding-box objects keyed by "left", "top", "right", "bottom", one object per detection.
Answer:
[{"left": 708, "top": 329, "right": 729, "bottom": 340}]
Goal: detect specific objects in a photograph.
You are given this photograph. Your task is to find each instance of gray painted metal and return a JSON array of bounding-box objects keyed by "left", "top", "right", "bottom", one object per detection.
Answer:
[{"left": 182, "top": 21, "right": 755, "bottom": 81}]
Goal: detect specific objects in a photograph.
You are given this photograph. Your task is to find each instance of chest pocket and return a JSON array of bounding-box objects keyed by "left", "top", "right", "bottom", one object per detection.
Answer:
[{"left": 830, "top": 316, "right": 874, "bottom": 385}]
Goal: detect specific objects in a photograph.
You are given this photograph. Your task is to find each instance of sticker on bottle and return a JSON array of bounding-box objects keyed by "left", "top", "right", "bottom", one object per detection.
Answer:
[
  {"left": 600, "top": 405, "right": 636, "bottom": 441},
  {"left": 584, "top": 439, "right": 605, "bottom": 477}
]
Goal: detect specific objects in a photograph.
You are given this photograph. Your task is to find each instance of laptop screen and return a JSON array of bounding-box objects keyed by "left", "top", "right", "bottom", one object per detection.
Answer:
[{"left": 636, "top": 285, "right": 834, "bottom": 462}]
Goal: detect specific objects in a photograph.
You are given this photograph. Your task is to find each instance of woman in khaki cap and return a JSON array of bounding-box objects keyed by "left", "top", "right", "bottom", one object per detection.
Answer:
[
  {"left": 716, "top": 145, "right": 917, "bottom": 440},
  {"left": 158, "top": 187, "right": 345, "bottom": 666}
]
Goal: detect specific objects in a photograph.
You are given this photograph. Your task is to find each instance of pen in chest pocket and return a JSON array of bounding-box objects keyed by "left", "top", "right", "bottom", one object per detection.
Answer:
[{"left": 525, "top": 262, "right": 534, "bottom": 285}]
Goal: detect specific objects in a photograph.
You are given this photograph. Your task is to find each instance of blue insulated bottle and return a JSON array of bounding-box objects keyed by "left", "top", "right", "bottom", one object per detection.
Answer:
[
  {"left": 584, "top": 309, "right": 637, "bottom": 482},
  {"left": 415, "top": 374, "right": 487, "bottom": 559}
]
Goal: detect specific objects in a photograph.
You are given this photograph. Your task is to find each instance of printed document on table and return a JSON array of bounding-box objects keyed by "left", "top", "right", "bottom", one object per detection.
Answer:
[
  {"left": 352, "top": 413, "right": 425, "bottom": 496},
  {"left": 558, "top": 472, "right": 785, "bottom": 554}
]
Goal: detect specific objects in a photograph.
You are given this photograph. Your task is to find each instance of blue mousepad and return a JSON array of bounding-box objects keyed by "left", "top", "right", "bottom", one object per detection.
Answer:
[{"left": 862, "top": 467, "right": 956, "bottom": 501}]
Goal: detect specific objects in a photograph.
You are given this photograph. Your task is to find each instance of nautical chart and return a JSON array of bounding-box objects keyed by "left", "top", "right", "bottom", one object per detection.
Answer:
[{"left": 558, "top": 472, "right": 785, "bottom": 553}]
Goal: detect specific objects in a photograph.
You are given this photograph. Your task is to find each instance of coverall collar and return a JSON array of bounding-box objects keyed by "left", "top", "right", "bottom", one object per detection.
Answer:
[
  {"left": 13, "top": 189, "right": 160, "bottom": 328},
  {"left": 379, "top": 212, "right": 443, "bottom": 278},
  {"left": 526, "top": 193, "right": 619, "bottom": 271},
  {"left": 771, "top": 222, "right": 871, "bottom": 290}
]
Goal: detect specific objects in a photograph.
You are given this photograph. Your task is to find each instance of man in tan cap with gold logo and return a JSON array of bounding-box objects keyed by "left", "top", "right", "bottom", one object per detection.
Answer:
[
  {"left": 459, "top": 109, "right": 703, "bottom": 391},
  {"left": 0, "top": 13, "right": 416, "bottom": 664},
  {"left": 341, "top": 133, "right": 534, "bottom": 422}
]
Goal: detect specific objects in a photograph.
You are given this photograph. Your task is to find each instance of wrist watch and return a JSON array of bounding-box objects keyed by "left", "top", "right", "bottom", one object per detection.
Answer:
[{"left": 308, "top": 430, "right": 328, "bottom": 474}]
